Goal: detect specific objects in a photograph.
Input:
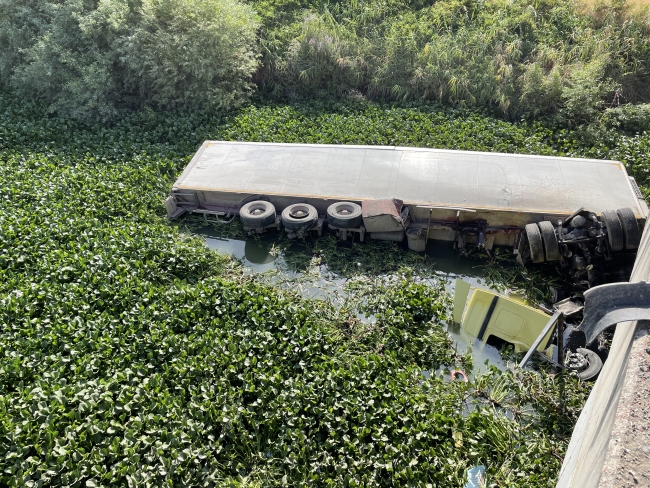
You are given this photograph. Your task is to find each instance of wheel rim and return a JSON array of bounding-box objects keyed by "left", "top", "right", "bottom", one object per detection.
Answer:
[
  {"left": 566, "top": 351, "right": 589, "bottom": 373},
  {"left": 335, "top": 203, "right": 356, "bottom": 216},
  {"left": 248, "top": 203, "right": 267, "bottom": 216},
  {"left": 289, "top": 205, "right": 310, "bottom": 219}
]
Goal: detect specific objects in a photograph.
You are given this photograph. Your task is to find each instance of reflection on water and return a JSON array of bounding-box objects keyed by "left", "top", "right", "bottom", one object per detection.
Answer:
[
  {"left": 425, "top": 240, "right": 484, "bottom": 284},
  {"left": 202, "top": 227, "right": 277, "bottom": 273},
  {"left": 198, "top": 226, "right": 510, "bottom": 371}
]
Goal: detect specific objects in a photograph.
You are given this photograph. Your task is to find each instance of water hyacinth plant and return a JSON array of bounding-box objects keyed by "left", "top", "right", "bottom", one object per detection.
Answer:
[{"left": 0, "top": 89, "right": 641, "bottom": 486}]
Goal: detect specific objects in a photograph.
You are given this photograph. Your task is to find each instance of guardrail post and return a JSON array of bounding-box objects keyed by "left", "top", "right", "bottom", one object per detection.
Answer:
[{"left": 557, "top": 313, "right": 565, "bottom": 367}]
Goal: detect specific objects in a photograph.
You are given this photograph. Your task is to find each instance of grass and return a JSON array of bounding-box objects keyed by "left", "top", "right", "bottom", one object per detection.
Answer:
[{"left": 579, "top": 0, "right": 650, "bottom": 13}]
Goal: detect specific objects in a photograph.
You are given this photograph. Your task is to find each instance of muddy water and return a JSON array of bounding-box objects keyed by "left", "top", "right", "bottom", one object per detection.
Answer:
[
  {"left": 203, "top": 232, "right": 277, "bottom": 273},
  {"left": 199, "top": 227, "right": 507, "bottom": 372}
]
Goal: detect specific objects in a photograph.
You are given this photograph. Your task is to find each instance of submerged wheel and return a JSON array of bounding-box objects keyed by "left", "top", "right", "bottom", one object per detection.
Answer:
[
  {"left": 525, "top": 223, "right": 545, "bottom": 263},
  {"left": 616, "top": 207, "right": 640, "bottom": 250},
  {"left": 327, "top": 201, "right": 362, "bottom": 229},
  {"left": 601, "top": 209, "right": 624, "bottom": 252},
  {"left": 566, "top": 348, "right": 603, "bottom": 381},
  {"left": 282, "top": 203, "right": 318, "bottom": 231},
  {"left": 239, "top": 201, "right": 276, "bottom": 228},
  {"left": 538, "top": 221, "right": 560, "bottom": 261}
]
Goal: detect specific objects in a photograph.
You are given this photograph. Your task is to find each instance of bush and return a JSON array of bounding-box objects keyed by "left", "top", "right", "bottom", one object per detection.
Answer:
[
  {"left": 257, "top": 0, "right": 650, "bottom": 124},
  {"left": 10, "top": 0, "right": 132, "bottom": 123},
  {"left": 602, "top": 103, "right": 650, "bottom": 133},
  {"left": 0, "top": 0, "right": 51, "bottom": 83},
  {"left": 282, "top": 13, "right": 369, "bottom": 98},
  {"left": 125, "top": 0, "right": 260, "bottom": 111},
  {"left": 4, "top": 0, "right": 259, "bottom": 122}
]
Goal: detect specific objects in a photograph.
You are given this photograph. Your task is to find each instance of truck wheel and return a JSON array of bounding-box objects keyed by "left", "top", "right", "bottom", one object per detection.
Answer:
[
  {"left": 525, "top": 223, "right": 545, "bottom": 263},
  {"left": 566, "top": 348, "right": 603, "bottom": 381},
  {"left": 538, "top": 221, "right": 560, "bottom": 261},
  {"left": 239, "top": 201, "right": 276, "bottom": 228},
  {"left": 282, "top": 203, "right": 318, "bottom": 231},
  {"left": 601, "top": 209, "right": 624, "bottom": 252},
  {"left": 616, "top": 207, "right": 640, "bottom": 250},
  {"left": 327, "top": 201, "right": 362, "bottom": 229}
]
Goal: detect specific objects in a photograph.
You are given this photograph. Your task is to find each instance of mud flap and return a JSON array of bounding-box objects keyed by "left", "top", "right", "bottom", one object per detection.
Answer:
[{"left": 576, "top": 281, "right": 650, "bottom": 345}]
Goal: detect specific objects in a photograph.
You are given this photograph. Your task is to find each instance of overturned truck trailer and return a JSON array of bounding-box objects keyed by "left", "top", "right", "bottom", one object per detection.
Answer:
[
  {"left": 167, "top": 141, "right": 648, "bottom": 250},
  {"left": 166, "top": 141, "right": 648, "bottom": 260}
]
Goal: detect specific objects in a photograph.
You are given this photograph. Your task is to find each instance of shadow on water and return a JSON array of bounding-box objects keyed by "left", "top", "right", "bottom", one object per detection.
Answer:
[
  {"left": 203, "top": 228, "right": 276, "bottom": 273},
  {"left": 197, "top": 225, "right": 509, "bottom": 371}
]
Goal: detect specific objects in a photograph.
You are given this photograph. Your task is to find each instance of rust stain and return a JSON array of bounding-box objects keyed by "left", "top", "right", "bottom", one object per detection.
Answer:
[{"left": 362, "top": 199, "right": 402, "bottom": 218}]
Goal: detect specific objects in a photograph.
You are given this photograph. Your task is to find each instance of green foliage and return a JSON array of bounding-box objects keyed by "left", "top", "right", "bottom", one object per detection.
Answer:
[
  {"left": 10, "top": 0, "right": 133, "bottom": 122},
  {"left": 602, "top": 103, "right": 650, "bottom": 134},
  {"left": 3, "top": 0, "right": 259, "bottom": 122},
  {"left": 348, "top": 276, "right": 455, "bottom": 368},
  {"left": 0, "top": 88, "right": 613, "bottom": 486},
  {"left": 0, "top": 0, "right": 51, "bottom": 81},
  {"left": 518, "top": 63, "right": 564, "bottom": 118},
  {"left": 256, "top": 0, "right": 650, "bottom": 122},
  {"left": 479, "top": 249, "right": 568, "bottom": 304},
  {"left": 559, "top": 58, "right": 617, "bottom": 126},
  {"left": 275, "top": 232, "right": 433, "bottom": 276},
  {"left": 126, "top": 0, "right": 260, "bottom": 111},
  {"left": 282, "top": 12, "right": 368, "bottom": 98},
  {"left": 3, "top": 0, "right": 650, "bottom": 123}
]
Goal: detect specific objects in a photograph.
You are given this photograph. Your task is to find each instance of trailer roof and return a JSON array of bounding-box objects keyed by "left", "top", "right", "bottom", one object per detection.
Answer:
[{"left": 174, "top": 141, "right": 644, "bottom": 216}]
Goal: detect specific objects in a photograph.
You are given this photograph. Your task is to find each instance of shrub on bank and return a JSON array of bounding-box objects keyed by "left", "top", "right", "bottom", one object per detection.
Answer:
[
  {"left": 0, "top": 0, "right": 260, "bottom": 122},
  {"left": 263, "top": 0, "right": 650, "bottom": 123},
  {"left": 602, "top": 103, "right": 650, "bottom": 133},
  {"left": 2, "top": 0, "right": 649, "bottom": 124}
]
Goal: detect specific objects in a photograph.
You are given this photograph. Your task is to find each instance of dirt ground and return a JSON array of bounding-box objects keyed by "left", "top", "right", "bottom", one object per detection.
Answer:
[{"left": 599, "top": 322, "right": 650, "bottom": 487}]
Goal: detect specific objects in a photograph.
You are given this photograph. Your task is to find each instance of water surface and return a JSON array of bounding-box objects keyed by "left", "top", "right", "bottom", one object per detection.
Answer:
[{"left": 199, "top": 227, "right": 512, "bottom": 372}]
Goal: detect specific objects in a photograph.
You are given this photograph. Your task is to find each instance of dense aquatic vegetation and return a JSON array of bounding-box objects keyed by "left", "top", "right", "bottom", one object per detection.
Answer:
[{"left": 0, "top": 91, "right": 607, "bottom": 485}]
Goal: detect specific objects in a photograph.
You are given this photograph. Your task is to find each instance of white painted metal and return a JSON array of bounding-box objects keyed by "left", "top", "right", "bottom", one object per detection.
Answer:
[{"left": 174, "top": 141, "right": 644, "bottom": 217}]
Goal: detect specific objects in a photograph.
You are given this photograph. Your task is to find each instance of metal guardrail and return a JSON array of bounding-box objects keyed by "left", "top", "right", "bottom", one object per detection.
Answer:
[{"left": 557, "top": 221, "right": 650, "bottom": 488}]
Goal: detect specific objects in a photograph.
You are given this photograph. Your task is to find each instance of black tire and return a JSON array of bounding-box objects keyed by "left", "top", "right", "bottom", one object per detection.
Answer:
[
  {"left": 239, "top": 201, "right": 276, "bottom": 228},
  {"left": 567, "top": 348, "right": 603, "bottom": 381},
  {"left": 565, "top": 329, "right": 587, "bottom": 352},
  {"left": 601, "top": 209, "right": 624, "bottom": 252},
  {"left": 282, "top": 203, "right": 318, "bottom": 231},
  {"left": 616, "top": 207, "right": 640, "bottom": 250},
  {"left": 327, "top": 201, "right": 362, "bottom": 228},
  {"left": 538, "top": 221, "right": 560, "bottom": 261},
  {"left": 525, "top": 223, "right": 545, "bottom": 263}
]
